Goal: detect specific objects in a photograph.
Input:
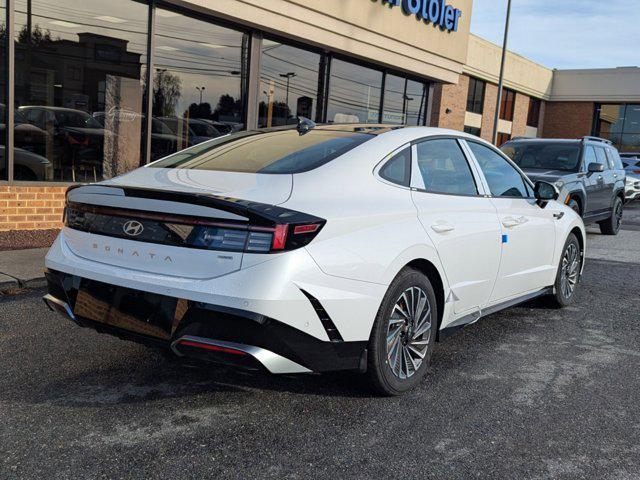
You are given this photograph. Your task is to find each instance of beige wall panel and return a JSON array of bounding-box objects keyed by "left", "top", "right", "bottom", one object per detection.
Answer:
[
  {"left": 464, "top": 35, "right": 553, "bottom": 100},
  {"left": 550, "top": 68, "right": 640, "bottom": 102}
]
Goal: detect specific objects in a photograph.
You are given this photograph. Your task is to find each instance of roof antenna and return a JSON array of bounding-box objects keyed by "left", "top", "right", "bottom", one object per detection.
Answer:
[{"left": 297, "top": 117, "right": 316, "bottom": 136}]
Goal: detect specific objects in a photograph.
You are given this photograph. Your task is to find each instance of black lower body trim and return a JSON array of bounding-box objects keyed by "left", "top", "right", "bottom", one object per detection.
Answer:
[
  {"left": 45, "top": 269, "right": 366, "bottom": 373},
  {"left": 439, "top": 287, "right": 553, "bottom": 339}
]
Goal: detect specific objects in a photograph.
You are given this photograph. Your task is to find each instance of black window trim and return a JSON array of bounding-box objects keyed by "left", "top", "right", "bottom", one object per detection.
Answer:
[
  {"left": 465, "top": 139, "right": 537, "bottom": 200},
  {"left": 409, "top": 135, "right": 483, "bottom": 198}
]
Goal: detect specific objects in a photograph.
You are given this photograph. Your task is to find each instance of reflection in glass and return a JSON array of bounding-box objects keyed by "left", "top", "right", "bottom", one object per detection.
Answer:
[
  {"left": 326, "top": 59, "right": 382, "bottom": 124},
  {"left": 1, "top": 0, "right": 6, "bottom": 179},
  {"left": 153, "top": 9, "right": 247, "bottom": 158},
  {"left": 382, "top": 74, "right": 428, "bottom": 126},
  {"left": 258, "top": 40, "right": 320, "bottom": 128},
  {"left": 13, "top": 0, "right": 149, "bottom": 182},
  {"left": 597, "top": 104, "right": 640, "bottom": 153}
]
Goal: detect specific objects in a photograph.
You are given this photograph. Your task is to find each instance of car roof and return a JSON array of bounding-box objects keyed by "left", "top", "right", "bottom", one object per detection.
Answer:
[{"left": 251, "top": 123, "right": 490, "bottom": 144}]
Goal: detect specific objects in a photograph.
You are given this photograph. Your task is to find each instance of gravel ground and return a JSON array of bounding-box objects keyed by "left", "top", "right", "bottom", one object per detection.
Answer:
[{"left": 1, "top": 203, "right": 639, "bottom": 479}]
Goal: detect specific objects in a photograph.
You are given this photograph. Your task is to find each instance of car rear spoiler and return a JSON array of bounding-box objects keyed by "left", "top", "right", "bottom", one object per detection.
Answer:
[{"left": 66, "top": 184, "right": 323, "bottom": 227}]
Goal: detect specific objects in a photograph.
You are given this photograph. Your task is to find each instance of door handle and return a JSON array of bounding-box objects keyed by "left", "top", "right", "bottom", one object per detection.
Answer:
[
  {"left": 431, "top": 222, "right": 455, "bottom": 233},
  {"left": 516, "top": 216, "right": 529, "bottom": 225},
  {"left": 501, "top": 217, "right": 520, "bottom": 228}
]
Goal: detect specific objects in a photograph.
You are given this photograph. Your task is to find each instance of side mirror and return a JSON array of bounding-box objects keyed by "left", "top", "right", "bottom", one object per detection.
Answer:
[
  {"left": 587, "top": 162, "right": 605, "bottom": 174},
  {"left": 534, "top": 181, "right": 559, "bottom": 205}
]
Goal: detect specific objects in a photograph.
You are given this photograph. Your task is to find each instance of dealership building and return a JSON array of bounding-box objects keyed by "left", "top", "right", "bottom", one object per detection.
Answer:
[{"left": 0, "top": 0, "right": 639, "bottom": 235}]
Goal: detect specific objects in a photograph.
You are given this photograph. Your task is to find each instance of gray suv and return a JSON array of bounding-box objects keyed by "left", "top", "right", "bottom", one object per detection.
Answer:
[{"left": 501, "top": 136, "right": 626, "bottom": 235}]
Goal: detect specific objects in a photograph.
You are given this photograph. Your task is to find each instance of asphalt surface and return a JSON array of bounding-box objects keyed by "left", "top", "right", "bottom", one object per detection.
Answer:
[{"left": 1, "top": 204, "right": 640, "bottom": 479}]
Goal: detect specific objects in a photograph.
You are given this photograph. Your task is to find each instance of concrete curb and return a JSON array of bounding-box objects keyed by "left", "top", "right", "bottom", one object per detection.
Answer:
[{"left": 0, "top": 275, "right": 46, "bottom": 294}]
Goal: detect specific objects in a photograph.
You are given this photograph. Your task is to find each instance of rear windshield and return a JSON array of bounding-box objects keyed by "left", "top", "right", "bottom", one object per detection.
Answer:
[
  {"left": 501, "top": 142, "right": 581, "bottom": 172},
  {"left": 149, "top": 128, "right": 374, "bottom": 174}
]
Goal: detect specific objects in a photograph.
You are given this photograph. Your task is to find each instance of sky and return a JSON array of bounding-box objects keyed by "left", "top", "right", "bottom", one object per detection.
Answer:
[{"left": 470, "top": 0, "right": 640, "bottom": 69}]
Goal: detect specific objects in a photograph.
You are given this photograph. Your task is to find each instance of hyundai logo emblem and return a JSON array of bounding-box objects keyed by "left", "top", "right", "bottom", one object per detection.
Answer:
[{"left": 122, "top": 220, "right": 144, "bottom": 237}]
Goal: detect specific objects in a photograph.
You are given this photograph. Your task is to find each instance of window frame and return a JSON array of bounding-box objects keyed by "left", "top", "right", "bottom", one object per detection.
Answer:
[
  {"left": 462, "top": 139, "right": 537, "bottom": 200},
  {"left": 527, "top": 98, "right": 542, "bottom": 128},
  {"left": 408, "top": 136, "right": 485, "bottom": 198},
  {"left": 466, "top": 77, "right": 486, "bottom": 115},
  {"left": 499, "top": 88, "right": 516, "bottom": 122}
]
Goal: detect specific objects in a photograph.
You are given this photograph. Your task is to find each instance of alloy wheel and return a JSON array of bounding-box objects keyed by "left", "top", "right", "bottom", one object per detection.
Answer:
[
  {"left": 386, "top": 286, "right": 432, "bottom": 379},
  {"left": 615, "top": 200, "right": 623, "bottom": 231},
  {"left": 560, "top": 243, "right": 580, "bottom": 299}
]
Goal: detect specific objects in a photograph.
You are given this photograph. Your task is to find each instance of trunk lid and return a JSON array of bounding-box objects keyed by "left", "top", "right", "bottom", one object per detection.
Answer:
[
  {"left": 104, "top": 166, "right": 293, "bottom": 205},
  {"left": 63, "top": 169, "right": 293, "bottom": 279}
]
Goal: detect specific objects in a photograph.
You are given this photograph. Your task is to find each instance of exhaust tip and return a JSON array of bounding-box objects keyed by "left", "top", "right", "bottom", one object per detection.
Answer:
[{"left": 43, "top": 294, "right": 77, "bottom": 323}]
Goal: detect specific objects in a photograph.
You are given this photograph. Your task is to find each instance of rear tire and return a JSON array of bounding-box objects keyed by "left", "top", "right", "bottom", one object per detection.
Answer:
[
  {"left": 599, "top": 196, "right": 623, "bottom": 235},
  {"left": 366, "top": 268, "right": 437, "bottom": 396},
  {"left": 548, "top": 233, "right": 582, "bottom": 308}
]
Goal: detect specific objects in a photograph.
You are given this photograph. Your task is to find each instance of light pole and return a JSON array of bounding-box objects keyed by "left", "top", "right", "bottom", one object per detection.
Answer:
[
  {"left": 196, "top": 86, "right": 205, "bottom": 104},
  {"left": 492, "top": 0, "right": 512, "bottom": 145},
  {"left": 279, "top": 72, "right": 297, "bottom": 111}
]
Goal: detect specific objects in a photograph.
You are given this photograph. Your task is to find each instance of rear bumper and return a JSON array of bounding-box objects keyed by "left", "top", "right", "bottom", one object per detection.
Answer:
[{"left": 44, "top": 269, "right": 367, "bottom": 373}]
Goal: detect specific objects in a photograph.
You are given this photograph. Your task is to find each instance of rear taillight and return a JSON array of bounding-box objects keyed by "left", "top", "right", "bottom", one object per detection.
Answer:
[
  {"left": 270, "top": 222, "right": 325, "bottom": 252},
  {"left": 634, "top": 170, "right": 640, "bottom": 175}
]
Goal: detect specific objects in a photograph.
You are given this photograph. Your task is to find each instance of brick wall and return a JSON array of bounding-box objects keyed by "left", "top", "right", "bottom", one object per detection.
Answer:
[
  {"left": 511, "top": 93, "right": 530, "bottom": 138},
  {"left": 542, "top": 102, "right": 595, "bottom": 139},
  {"left": 0, "top": 186, "right": 66, "bottom": 232},
  {"left": 430, "top": 75, "right": 468, "bottom": 131}
]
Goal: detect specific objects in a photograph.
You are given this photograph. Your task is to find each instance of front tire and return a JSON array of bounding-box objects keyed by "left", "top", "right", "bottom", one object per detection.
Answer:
[
  {"left": 599, "top": 196, "right": 623, "bottom": 235},
  {"left": 366, "top": 268, "right": 437, "bottom": 396},
  {"left": 568, "top": 198, "right": 581, "bottom": 216},
  {"left": 548, "top": 233, "right": 582, "bottom": 308}
]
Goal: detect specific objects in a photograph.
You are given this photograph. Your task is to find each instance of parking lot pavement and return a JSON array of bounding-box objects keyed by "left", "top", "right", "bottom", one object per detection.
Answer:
[{"left": 1, "top": 205, "right": 640, "bottom": 480}]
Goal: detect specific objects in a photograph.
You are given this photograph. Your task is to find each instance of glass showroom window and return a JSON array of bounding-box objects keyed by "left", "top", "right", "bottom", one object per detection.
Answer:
[
  {"left": 153, "top": 8, "right": 247, "bottom": 157},
  {"left": 499, "top": 88, "right": 515, "bottom": 122},
  {"left": 1, "top": 0, "right": 6, "bottom": 180},
  {"left": 258, "top": 39, "right": 321, "bottom": 128},
  {"left": 326, "top": 58, "right": 382, "bottom": 124},
  {"left": 620, "top": 104, "right": 640, "bottom": 153},
  {"left": 382, "top": 74, "right": 428, "bottom": 126},
  {"left": 13, "top": 0, "right": 149, "bottom": 182},
  {"left": 602, "top": 104, "right": 640, "bottom": 153},
  {"left": 466, "top": 77, "right": 485, "bottom": 115}
]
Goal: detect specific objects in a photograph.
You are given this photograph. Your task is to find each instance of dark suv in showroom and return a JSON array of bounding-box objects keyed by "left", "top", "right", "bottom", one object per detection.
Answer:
[{"left": 501, "top": 136, "right": 626, "bottom": 235}]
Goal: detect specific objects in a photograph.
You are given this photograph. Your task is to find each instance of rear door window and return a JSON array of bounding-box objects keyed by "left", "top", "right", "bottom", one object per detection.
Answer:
[
  {"left": 413, "top": 139, "right": 477, "bottom": 195},
  {"left": 606, "top": 148, "right": 624, "bottom": 170}
]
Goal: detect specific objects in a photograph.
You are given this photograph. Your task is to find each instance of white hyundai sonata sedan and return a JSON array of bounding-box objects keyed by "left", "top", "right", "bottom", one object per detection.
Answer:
[{"left": 44, "top": 123, "right": 585, "bottom": 395}]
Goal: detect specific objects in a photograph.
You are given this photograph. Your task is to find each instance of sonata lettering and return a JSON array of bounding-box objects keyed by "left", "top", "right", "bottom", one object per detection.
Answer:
[{"left": 90, "top": 243, "right": 173, "bottom": 263}]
